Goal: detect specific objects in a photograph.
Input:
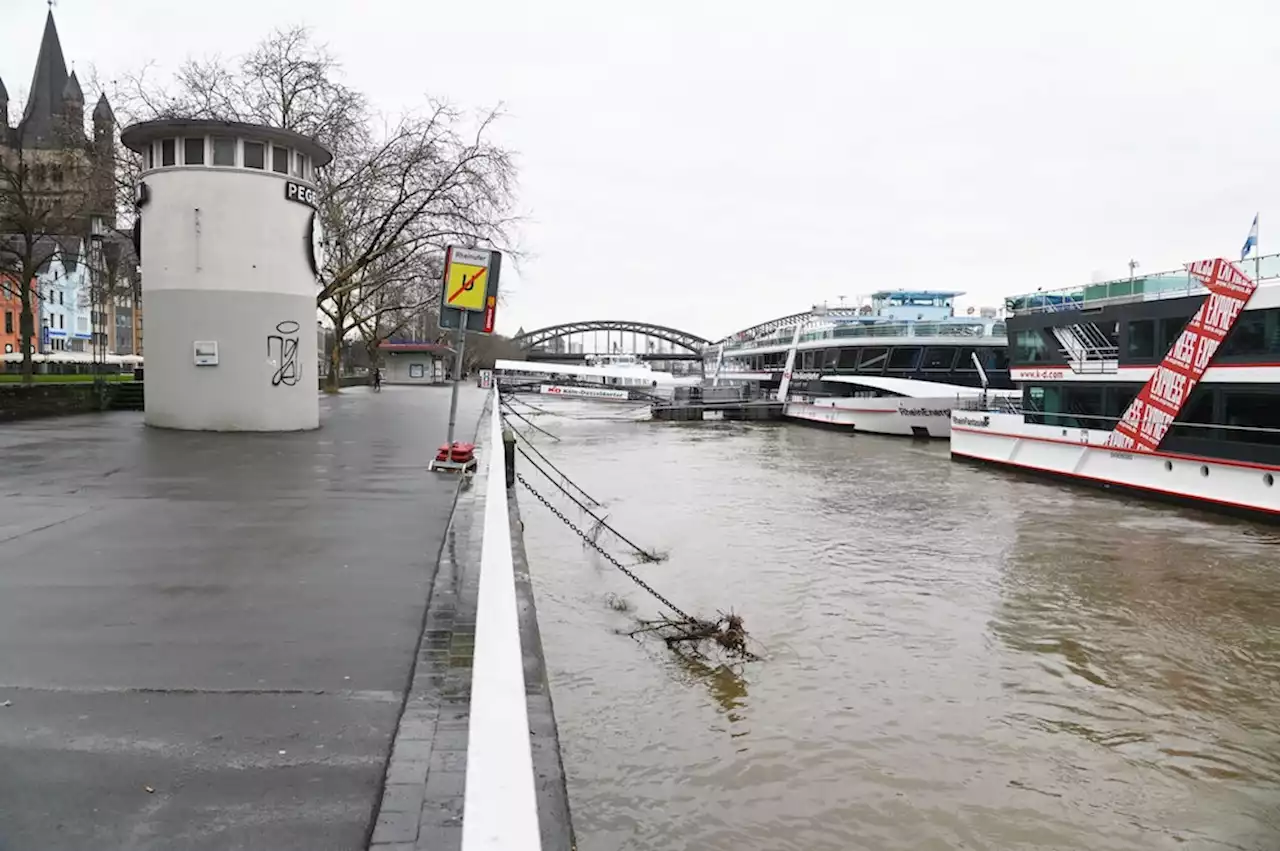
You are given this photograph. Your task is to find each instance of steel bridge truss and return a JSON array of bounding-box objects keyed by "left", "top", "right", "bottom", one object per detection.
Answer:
[{"left": 512, "top": 320, "right": 711, "bottom": 354}]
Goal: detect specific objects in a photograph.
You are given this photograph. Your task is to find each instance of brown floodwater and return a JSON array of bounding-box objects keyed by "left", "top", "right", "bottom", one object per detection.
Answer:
[{"left": 511, "top": 396, "right": 1280, "bottom": 851}]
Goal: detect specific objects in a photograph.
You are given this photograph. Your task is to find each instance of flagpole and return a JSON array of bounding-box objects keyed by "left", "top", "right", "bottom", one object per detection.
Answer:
[{"left": 1256, "top": 214, "right": 1262, "bottom": 281}]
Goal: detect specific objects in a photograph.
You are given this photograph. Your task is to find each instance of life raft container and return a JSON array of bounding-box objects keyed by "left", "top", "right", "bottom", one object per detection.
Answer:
[{"left": 436, "top": 442, "right": 476, "bottom": 463}]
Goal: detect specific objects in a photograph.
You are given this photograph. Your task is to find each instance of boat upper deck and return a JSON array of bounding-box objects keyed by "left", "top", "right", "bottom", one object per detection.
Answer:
[
  {"left": 720, "top": 317, "right": 1006, "bottom": 355},
  {"left": 1006, "top": 252, "right": 1280, "bottom": 316}
]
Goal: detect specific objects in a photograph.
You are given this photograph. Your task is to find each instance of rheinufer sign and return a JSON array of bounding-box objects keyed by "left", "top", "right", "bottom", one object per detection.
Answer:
[{"left": 439, "top": 245, "right": 502, "bottom": 335}]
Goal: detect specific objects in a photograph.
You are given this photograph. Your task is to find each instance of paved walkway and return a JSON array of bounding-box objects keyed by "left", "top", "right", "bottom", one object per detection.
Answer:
[{"left": 0, "top": 386, "right": 485, "bottom": 851}]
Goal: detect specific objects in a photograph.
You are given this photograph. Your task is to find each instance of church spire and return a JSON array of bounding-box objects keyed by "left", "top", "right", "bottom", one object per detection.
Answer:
[{"left": 20, "top": 9, "right": 70, "bottom": 148}]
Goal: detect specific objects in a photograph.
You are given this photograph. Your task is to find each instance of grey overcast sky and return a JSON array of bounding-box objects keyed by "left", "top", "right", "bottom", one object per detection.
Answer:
[{"left": 5, "top": 0, "right": 1280, "bottom": 339}]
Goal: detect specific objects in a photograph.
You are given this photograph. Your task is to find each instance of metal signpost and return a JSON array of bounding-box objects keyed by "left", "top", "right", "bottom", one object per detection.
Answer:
[{"left": 430, "top": 245, "right": 502, "bottom": 474}]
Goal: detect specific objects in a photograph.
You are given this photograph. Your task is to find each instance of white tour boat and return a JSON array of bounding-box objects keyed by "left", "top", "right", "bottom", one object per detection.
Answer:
[
  {"left": 708, "top": 291, "right": 1014, "bottom": 437},
  {"left": 494, "top": 353, "right": 684, "bottom": 402},
  {"left": 951, "top": 255, "right": 1280, "bottom": 521}
]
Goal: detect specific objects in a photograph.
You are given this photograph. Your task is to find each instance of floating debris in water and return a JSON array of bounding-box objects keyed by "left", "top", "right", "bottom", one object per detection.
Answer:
[{"left": 629, "top": 612, "right": 759, "bottom": 661}]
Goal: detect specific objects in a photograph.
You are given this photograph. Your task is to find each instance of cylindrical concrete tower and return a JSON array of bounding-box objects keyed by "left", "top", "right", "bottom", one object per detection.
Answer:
[{"left": 121, "top": 119, "right": 332, "bottom": 431}]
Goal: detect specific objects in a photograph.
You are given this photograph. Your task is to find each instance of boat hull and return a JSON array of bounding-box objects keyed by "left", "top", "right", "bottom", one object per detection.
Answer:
[
  {"left": 784, "top": 396, "right": 962, "bottom": 438},
  {"left": 536, "top": 383, "right": 671, "bottom": 402},
  {"left": 950, "top": 412, "right": 1280, "bottom": 520}
]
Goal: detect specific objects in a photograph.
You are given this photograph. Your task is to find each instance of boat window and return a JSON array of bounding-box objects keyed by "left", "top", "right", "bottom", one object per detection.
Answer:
[
  {"left": 954, "top": 347, "right": 979, "bottom": 370},
  {"left": 1159, "top": 314, "right": 1193, "bottom": 354},
  {"left": 822, "top": 349, "right": 839, "bottom": 369},
  {"left": 1171, "top": 387, "right": 1217, "bottom": 441},
  {"left": 1012, "top": 330, "right": 1049, "bottom": 363},
  {"left": 887, "top": 347, "right": 921, "bottom": 370},
  {"left": 1126, "top": 320, "right": 1157, "bottom": 359},
  {"left": 801, "top": 350, "right": 816, "bottom": 370},
  {"left": 1104, "top": 385, "right": 1140, "bottom": 423},
  {"left": 1068, "top": 386, "right": 1104, "bottom": 428},
  {"left": 1222, "top": 390, "right": 1280, "bottom": 445},
  {"left": 857, "top": 347, "right": 888, "bottom": 373},
  {"left": 836, "top": 348, "right": 859, "bottom": 370},
  {"left": 921, "top": 347, "right": 955, "bottom": 370},
  {"left": 1221, "top": 309, "right": 1280, "bottom": 357},
  {"left": 989, "top": 347, "right": 1010, "bottom": 370}
]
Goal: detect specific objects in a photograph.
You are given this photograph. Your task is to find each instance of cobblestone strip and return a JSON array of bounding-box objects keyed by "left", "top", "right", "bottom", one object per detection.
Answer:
[{"left": 369, "top": 410, "right": 486, "bottom": 851}]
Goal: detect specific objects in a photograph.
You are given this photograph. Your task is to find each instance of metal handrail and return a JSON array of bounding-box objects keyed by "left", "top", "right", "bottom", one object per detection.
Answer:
[{"left": 955, "top": 403, "right": 1280, "bottom": 438}]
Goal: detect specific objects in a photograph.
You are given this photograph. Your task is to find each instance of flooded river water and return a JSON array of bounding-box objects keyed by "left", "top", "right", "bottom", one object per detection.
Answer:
[{"left": 510, "top": 397, "right": 1280, "bottom": 851}]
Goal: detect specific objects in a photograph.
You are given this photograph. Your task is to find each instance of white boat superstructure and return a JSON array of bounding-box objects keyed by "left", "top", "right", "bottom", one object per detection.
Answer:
[
  {"left": 494, "top": 354, "right": 680, "bottom": 401},
  {"left": 951, "top": 255, "right": 1280, "bottom": 521},
  {"left": 711, "top": 291, "right": 1013, "bottom": 437}
]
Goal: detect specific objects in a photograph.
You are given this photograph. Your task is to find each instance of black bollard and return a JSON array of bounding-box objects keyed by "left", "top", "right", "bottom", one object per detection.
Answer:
[{"left": 502, "top": 425, "right": 516, "bottom": 488}]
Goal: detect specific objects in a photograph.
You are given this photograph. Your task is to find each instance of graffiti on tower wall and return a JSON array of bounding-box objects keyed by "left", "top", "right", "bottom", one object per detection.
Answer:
[{"left": 268, "top": 320, "right": 301, "bottom": 387}]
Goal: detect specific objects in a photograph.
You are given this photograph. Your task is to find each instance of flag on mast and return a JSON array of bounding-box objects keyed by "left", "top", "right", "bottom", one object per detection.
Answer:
[{"left": 1241, "top": 213, "right": 1259, "bottom": 261}]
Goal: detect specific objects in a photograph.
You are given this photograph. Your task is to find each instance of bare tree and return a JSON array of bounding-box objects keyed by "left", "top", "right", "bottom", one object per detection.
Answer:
[
  {"left": 0, "top": 103, "right": 115, "bottom": 383},
  {"left": 105, "top": 26, "right": 520, "bottom": 392}
]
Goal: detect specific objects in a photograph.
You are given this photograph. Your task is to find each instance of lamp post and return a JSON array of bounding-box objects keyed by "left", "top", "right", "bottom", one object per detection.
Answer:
[{"left": 89, "top": 215, "right": 107, "bottom": 382}]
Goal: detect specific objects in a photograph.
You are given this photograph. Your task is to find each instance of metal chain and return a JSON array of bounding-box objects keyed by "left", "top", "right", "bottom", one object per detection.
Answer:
[{"left": 516, "top": 472, "right": 692, "bottom": 621}]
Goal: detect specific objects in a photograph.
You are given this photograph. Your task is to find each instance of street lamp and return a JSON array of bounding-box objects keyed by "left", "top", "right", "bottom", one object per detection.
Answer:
[{"left": 89, "top": 215, "right": 107, "bottom": 378}]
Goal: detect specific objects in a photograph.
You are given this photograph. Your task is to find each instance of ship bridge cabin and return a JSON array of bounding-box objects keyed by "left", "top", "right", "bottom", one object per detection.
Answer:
[{"left": 867, "top": 290, "right": 963, "bottom": 322}]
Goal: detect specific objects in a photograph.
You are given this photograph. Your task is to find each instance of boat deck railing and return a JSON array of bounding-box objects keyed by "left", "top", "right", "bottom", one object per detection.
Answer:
[
  {"left": 721, "top": 320, "right": 1007, "bottom": 353},
  {"left": 1006, "top": 253, "right": 1280, "bottom": 316},
  {"left": 954, "top": 400, "right": 1280, "bottom": 441}
]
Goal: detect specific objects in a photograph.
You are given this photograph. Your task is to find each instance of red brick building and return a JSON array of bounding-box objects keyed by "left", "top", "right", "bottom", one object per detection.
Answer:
[{"left": 0, "top": 273, "right": 37, "bottom": 358}]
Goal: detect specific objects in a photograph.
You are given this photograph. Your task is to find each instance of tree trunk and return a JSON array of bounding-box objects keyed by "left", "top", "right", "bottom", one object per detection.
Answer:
[
  {"left": 18, "top": 299, "right": 34, "bottom": 386},
  {"left": 325, "top": 334, "right": 343, "bottom": 393}
]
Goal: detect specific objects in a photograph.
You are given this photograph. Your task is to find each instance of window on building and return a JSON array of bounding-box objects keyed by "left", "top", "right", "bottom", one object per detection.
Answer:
[
  {"left": 244, "top": 141, "right": 266, "bottom": 170},
  {"left": 184, "top": 138, "right": 205, "bottom": 165},
  {"left": 146, "top": 145, "right": 155, "bottom": 169},
  {"left": 295, "top": 152, "right": 310, "bottom": 179},
  {"left": 4, "top": 312, "right": 11, "bottom": 334},
  {"left": 1012, "top": 330, "right": 1049, "bottom": 363},
  {"left": 887, "top": 347, "right": 921, "bottom": 370},
  {"left": 921, "top": 347, "right": 956, "bottom": 370},
  {"left": 272, "top": 146, "right": 290, "bottom": 174},
  {"left": 58, "top": 291, "right": 63, "bottom": 305},
  {"left": 857, "top": 347, "right": 888, "bottom": 373},
  {"left": 212, "top": 137, "right": 236, "bottom": 166},
  {"left": 1126, "top": 320, "right": 1157, "bottom": 359},
  {"left": 161, "top": 139, "right": 176, "bottom": 166}
]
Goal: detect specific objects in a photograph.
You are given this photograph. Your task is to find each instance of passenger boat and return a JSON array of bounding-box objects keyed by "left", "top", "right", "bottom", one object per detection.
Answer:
[
  {"left": 493, "top": 353, "right": 683, "bottom": 402},
  {"left": 950, "top": 255, "right": 1280, "bottom": 521},
  {"left": 709, "top": 291, "right": 1014, "bottom": 437}
]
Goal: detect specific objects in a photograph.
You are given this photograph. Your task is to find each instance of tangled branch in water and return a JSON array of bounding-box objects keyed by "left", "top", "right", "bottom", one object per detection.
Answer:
[{"left": 627, "top": 612, "right": 759, "bottom": 661}]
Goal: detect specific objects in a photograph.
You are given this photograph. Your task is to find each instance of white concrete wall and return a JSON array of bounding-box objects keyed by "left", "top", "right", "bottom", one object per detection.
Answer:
[{"left": 140, "top": 164, "right": 319, "bottom": 430}]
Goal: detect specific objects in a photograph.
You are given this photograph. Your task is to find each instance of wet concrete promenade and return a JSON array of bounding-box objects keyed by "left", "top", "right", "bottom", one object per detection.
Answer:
[{"left": 0, "top": 386, "right": 535, "bottom": 851}]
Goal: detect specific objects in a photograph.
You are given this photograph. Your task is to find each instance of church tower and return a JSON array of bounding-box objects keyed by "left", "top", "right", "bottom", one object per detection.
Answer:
[{"left": 1, "top": 9, "right": 118, "bottom": 227}]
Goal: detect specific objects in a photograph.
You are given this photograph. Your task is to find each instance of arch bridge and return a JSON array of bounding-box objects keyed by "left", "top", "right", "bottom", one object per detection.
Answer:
[{"left": 512, "top": 320, "right": 711, "bottom": 362}]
